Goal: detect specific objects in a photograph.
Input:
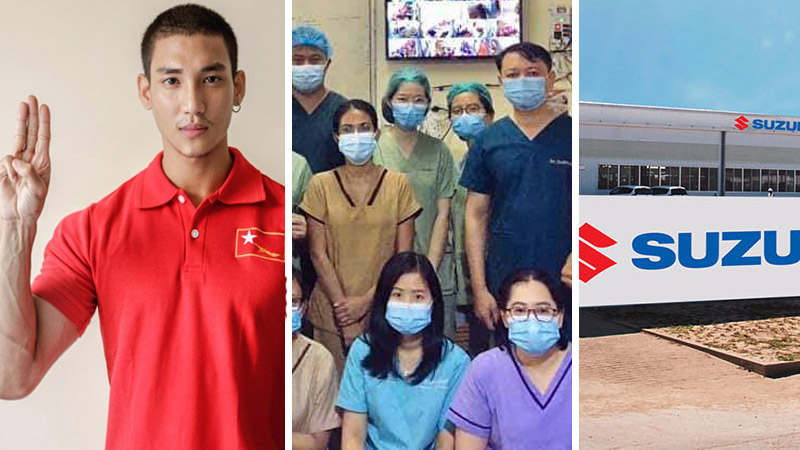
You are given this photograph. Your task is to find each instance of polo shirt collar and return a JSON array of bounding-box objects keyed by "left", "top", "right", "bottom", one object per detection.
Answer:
[{"left": 137, "top": 147, "right": 265, "bottom": 209}]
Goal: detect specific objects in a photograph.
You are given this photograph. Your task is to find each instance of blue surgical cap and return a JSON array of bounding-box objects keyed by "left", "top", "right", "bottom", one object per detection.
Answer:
[
  {"left": 292, "top": 25, "right": 332, "bottom": 59},
  {"left": 447, "top": 83, "right": 494, "bottom": 114},
  {"left": 385, "top": 66, "right": 432, "bottom": 101}
]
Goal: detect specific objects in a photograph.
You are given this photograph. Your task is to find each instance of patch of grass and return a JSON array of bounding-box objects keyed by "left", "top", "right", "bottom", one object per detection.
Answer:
[
  {"left": 765, "top": 340, "right": 791, "bottom": 349},
  {"left": 778, "top": 354, "right": 798, "bottom": 362},
  {"left": 737, "top": 336, "right": 759, "bottom": 346}
]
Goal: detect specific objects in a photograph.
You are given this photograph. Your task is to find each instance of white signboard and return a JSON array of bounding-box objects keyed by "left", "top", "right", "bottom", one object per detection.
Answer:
[{"left": 579, "top": 196, "right": 800, "bottom": 307}]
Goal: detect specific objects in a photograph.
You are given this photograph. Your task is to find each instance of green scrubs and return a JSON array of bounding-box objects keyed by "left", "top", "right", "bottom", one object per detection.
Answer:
[
  {"left": 292, "top": 151, "right": 313, "bottom": 211},
  {"left": 374, "top": 131, "right": 458, "bottom": 338}
]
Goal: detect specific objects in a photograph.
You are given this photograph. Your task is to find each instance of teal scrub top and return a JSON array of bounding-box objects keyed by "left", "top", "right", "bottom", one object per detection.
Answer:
[{"left": 337, "top": 337, "right": 470, "bottom": 450}]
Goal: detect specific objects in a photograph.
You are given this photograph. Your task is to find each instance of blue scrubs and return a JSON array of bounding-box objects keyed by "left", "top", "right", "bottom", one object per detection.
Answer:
[
  {"left": 292, "top": 91, "right": 347, "bottom": 173},
  {"left": 459, "top": 114, "right": 571, "bottom": 293},
  {"left": 337, "top": 337, "right": 470, "bottom": 450}
]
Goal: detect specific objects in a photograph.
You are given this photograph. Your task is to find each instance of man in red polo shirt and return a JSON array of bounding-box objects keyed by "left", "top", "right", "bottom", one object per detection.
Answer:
[{"left": 0, "top": 4, "right": 284, "bottom": 449}]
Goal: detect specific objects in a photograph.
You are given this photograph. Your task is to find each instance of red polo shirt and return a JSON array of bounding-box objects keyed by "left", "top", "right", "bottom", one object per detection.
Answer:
[{"left": 32, "top": 148, "right": 285, "bottom": 450}]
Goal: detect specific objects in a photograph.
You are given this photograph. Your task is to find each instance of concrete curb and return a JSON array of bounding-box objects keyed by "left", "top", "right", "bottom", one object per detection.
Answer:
[
  {"left": 642, "top": 328, "right": 800, "bottom": 378},
  {"left": 584, "top": 312, "right": 800, "bottom": 378}
]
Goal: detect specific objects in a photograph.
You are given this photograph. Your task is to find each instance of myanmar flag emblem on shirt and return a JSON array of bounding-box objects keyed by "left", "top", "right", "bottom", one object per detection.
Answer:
[{"left": 236, "top": 227, "right": 284, "bottom": 262}]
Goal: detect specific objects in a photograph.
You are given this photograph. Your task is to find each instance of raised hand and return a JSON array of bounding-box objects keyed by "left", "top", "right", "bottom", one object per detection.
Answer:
[{"left": 0, "top": 96, "right": 51, "bottom": 221}]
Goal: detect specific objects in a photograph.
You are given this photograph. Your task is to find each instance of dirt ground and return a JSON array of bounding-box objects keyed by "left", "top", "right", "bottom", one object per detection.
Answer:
[
  {"left": 590, "top": 298, "right": 800, "bottom": 363},
  {"left": 580, "top": 310, "right": 800, "bottom": 449}
]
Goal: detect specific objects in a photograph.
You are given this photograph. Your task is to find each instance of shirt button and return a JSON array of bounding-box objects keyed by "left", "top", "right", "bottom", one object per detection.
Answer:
[
  {"left": 178, "top": 195, "right": 186, "bottom": 204},
  {"left": 191, "top": 229, "right": 200, "bottom": 239}
]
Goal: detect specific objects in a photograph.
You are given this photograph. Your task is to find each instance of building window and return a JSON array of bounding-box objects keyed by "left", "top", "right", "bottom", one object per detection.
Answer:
[
  {"left": 608, "top": 165, "right": 619, "bottom": 189},
  {"left": 750, "top": 169, "right": 760, "bottom": 192},
  {"left": 709, "top": 168, "right": 718, "bottom": 192},
  {"left": 598, "top": 164, "right": 611, "bottom": 189},
  {"left": 743, "top": 168, "right": 752, "bottom": 191},
  {"left": 619, "top": 165, "right": 632, "bottom": 186},
  {"left": 700, "top": 167, "right": 709, "bottom": 191}
]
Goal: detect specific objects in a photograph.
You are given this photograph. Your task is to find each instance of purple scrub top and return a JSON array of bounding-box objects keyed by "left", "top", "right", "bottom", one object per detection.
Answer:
[{"left": 448, "top": 346, "right": 572, "bottom": 449}]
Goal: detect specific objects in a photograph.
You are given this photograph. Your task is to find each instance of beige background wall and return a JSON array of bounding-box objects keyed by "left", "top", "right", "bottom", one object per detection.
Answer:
[
  {"left": 0, "top": 1, "right": 283, "bottom": 448},
  {"left": 293, "top": 0, "right": 572, "bottom": 160}
]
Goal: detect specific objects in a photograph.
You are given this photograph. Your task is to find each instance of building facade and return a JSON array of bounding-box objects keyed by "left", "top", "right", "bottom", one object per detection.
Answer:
[{"left": 580, "top": 102, "right": 800, "bottom": 196}]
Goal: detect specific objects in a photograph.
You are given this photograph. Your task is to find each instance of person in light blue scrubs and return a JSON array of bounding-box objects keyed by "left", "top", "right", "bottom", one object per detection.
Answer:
[{"left": 337, "top": 252, "right": 470, "bottom": 450}]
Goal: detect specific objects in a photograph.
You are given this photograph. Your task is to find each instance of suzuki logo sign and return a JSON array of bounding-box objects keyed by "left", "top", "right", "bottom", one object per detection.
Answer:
[
  {"left": 579, "top": 223, "right": 617, "bottom": 283},
  {"left": 734, "top": 115, "right": 749, "bottom": 130},
  {"left": 581, "top": 196, "right": 800, "bottom": 307}
]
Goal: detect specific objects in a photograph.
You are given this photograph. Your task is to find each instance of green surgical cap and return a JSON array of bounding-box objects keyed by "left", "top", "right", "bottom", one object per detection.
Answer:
[
  {"left": 292, "top": 25, "right": 332, "bottom": 59},
  {"left": 447, "top": 83, "right": 494, "bottom": 112},
  {"left": 385, "top": 67, "right": 431, "bottom": 100}
]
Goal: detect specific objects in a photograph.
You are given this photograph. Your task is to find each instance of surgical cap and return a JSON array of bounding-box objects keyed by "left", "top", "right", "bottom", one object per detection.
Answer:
[
  {"left": 447, "top": 83, "right": 494, "bottom": 113},
  {"left": 385, "top": 67, "right": 432, "bottom": 101},
  {"left": 292, "top": 25, "right": 332, "bottom": 59}
]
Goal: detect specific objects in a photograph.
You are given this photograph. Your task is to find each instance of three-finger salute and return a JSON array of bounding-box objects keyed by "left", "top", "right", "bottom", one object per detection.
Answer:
[{"left": 1, "top": 95, "right": 51, "bottom": 221}]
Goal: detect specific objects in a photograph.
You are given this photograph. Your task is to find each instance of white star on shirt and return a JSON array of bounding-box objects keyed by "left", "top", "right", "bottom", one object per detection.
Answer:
[{"left": 242, "top": 230, "right": 256, "bottom": 245}]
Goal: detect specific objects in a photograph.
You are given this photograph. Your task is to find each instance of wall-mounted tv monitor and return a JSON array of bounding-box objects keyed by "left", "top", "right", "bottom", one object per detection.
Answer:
[{"left": 386, "top": 0, "right": 522, "bottom": 60}]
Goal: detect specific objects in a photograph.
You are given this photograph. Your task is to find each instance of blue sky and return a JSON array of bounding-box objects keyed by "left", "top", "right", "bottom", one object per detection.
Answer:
[{"left": 580, "top": 0, "right": 800, "bottom": 116}]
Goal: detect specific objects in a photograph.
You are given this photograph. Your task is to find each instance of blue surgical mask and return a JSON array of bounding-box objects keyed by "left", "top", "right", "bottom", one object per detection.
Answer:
[
  {"left": 452, "top": 113, "right": 486, "bottom": 141},
  {"left": 508, "top": 317, "right": 560, "bottom": 356},
  {"left": 338, "top": 132, "right": 377, "bottom": 165},
  {"left": 292, "top": 65, "right": 325, "bottom": 93},
  {"left": 392, "top": 103, "right": 428, "bottom": 130},
  {"left": 291, "top": 306, "right": 302, "bottom": 333},
  {"left": 502, "top": 77, "right": 547, "bottom": 111},
  {"left": 385, "top": 300, "right": 432, "bottom": 335}
]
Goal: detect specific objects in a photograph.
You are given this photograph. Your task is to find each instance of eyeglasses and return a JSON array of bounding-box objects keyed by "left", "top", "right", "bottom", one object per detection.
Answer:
[
  {"left": 450, "top": 103, "right": 485, "bottom": 116},
  {"left": 505, "top": 305, "right": 559, "bottom": 323}
]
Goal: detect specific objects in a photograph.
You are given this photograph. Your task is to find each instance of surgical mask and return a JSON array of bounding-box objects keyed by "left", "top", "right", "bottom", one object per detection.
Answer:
[
  {"left": 292, "top": 65, "right": 325, "bottom": 93},
  {"left": 338, "top": 132, "right": 377, "bottom": 165},
  {"left": 508, "top": 317, "right": 560, "bottom": 356},
  {"left": 385, "top": 300, "right": 432, "bottom": 335},
  {"left": 291, "top": 306, "right": 302, "bottom": 333},
  {"left": 452, "top": 113, "right": 486, "bottom": 141},
  {"left": 392, "top": 103, "right": 428, "bottom": 130},
  {"left": 502, "top": 77, "right": 547, "bottom": 111}
]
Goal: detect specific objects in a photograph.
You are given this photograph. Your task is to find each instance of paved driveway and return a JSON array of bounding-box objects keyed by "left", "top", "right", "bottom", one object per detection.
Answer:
[{"left": 580, "top": 315, "right": 800, "bottom": 449}]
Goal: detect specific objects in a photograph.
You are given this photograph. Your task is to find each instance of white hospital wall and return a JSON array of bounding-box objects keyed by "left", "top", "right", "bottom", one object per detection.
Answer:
[
  {"left": 0, "top": 1, "right": 283, "bottom": 448},
  {"left": 293, "top": 0, "right": 572, "bottom": 161}
]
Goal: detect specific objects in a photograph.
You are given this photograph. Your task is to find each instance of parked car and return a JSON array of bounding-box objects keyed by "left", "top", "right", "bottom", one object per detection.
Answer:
[
  {"left": 652, "top": 186, "right": 688, "bottom": 196},
  {"left": 609, "top": 185, "right": 653, "bottom": 195}
]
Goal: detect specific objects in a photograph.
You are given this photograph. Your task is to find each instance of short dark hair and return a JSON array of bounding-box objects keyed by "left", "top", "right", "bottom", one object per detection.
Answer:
[
  {"left": 332, "top": 99, "right": 379, "bottom": 135},
  {"left": 495, "top": 42, "right": 552, "bottom": 72},
  {"left": 494, "top": 268, "right": 569, "bottom": 352},
  {"left": 291, "top": 267, "right": 306, "bottom": 303},
  {"left": 362, "top": 252, "right": 451, "bottom": 385},
  {"left": 141, "top": 4, "right": 238, "bottom": 79}
]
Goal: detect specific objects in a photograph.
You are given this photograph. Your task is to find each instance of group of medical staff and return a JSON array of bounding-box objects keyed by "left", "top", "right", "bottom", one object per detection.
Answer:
[{"left": 290, "top": 25, "right": 572, "bottom": 450}]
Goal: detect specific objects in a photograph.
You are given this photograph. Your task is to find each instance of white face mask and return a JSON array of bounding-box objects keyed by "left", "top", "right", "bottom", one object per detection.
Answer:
[
  {"left": 292, "top": 65, "right": 325, "bottom": 93},
  {"left": 338, "top": 132, "right": 377, "bottom": 165}
]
